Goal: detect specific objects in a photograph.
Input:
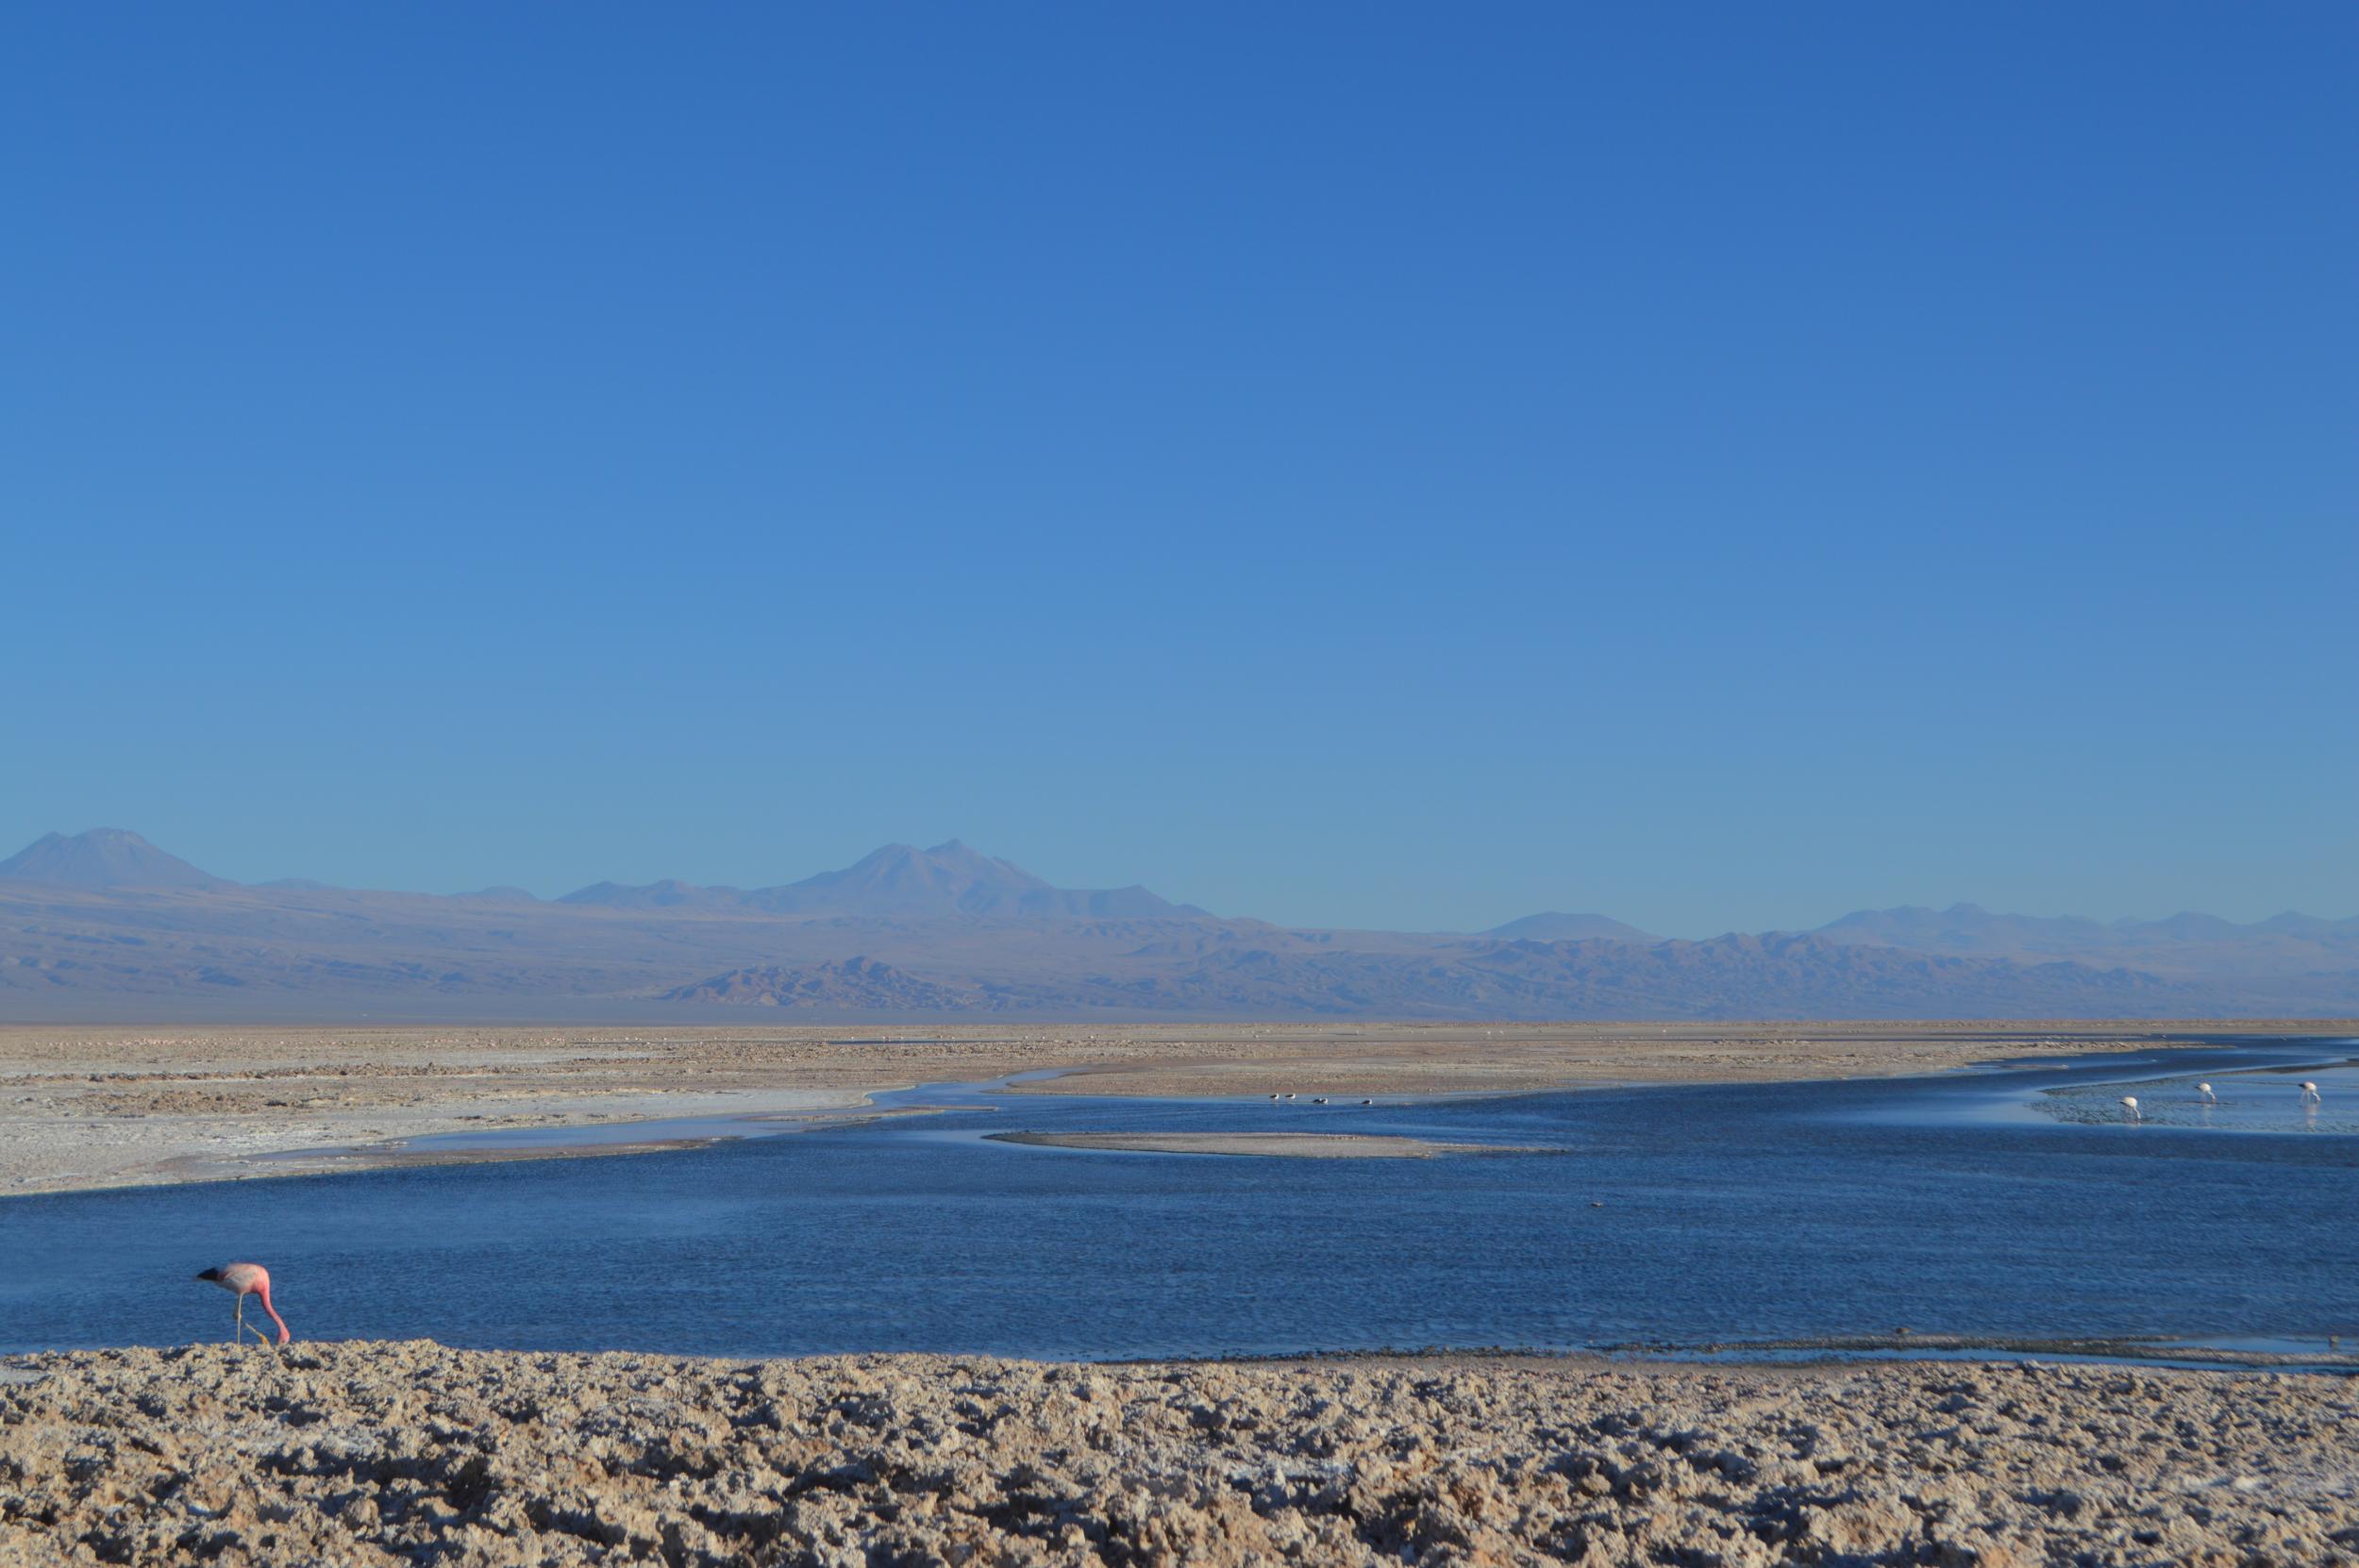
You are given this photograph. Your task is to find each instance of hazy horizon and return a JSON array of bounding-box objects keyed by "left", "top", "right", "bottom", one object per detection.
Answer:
[
  {"left": 8, "top": 6, "right": 2352, "bottom": 937},
  {"left": 3, "top": 824, "right": 2351, "bottom": 943}
]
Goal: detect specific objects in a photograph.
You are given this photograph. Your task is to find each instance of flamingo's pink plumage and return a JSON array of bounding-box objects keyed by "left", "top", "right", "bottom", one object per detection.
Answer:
[{"left": 197, "top": 1261, "right": 291, "bottom": 1345}]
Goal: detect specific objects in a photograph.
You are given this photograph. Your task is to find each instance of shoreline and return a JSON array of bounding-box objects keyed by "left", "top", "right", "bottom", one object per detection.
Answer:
[
  {"left": 7, "top": 1342, "right": 2354, "bottom": 1565},
  {"left": 984, "top": 1129, "right": 1563, "bottom": 1159},
  {"left": 12, "top": 1333, "right": 2352, "bottom": 1380},
  {"left": 4, "top": 1020, "right": 2347, "bottom": 1199}
]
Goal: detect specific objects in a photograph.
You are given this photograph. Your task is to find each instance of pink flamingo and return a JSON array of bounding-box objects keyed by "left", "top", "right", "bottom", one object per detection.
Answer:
[{"left": 196, "top": 1262, "right": 290, "bottom": 1345}]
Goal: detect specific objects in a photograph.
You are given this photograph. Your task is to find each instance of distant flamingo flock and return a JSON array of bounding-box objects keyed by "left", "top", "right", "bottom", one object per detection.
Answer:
[{"left": 2116, "top": 1077, "right": 2325, "bottom": 1121}]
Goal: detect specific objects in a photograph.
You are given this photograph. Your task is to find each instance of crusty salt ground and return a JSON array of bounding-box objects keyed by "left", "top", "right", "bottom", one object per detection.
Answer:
[{"left": 4, "top": 1343, "right": 2353, "bottom": 1566}]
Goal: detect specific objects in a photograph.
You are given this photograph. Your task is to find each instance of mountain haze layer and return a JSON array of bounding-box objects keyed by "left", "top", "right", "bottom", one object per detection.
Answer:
[
  {"left": 559, "top": 841, "right": 1197, "bottom": 922},
  {"left": 1483, "top": 912, "right": 1660, "bottom": 943},
  {"left": 2, "top": 829, "right": 2353, "bottom": 1023}
]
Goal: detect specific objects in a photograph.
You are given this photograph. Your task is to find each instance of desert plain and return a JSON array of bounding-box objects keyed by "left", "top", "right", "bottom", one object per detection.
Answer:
[{"left": 3, "top": 1018, "right": 2339, "bottom": 1197}]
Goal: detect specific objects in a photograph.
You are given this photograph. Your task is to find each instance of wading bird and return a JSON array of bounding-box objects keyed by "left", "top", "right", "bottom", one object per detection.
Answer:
[
  {"left": 2119, "top": 1096, "right": 2141, "bottom": 1121},
  {"left": 2300, "top": 1081, "right": 2322, "bottom": 1104},
  {"left": 196, "top": 1261, "right": 290, "bottom": 1345},
  {"left": 2197, "top": 1082, "right": 2217, "bottom": 1104}
]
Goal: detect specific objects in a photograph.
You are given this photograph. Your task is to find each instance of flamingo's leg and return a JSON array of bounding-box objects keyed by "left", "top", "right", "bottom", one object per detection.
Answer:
[{"left": 230, "top": 1298, "right": 272, "bottom": 1345}]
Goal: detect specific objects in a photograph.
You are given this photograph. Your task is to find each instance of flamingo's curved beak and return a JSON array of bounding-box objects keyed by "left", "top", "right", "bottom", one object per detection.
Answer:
[{"left": 193, "top": 1268, "right": 220, "bottom": 1282}]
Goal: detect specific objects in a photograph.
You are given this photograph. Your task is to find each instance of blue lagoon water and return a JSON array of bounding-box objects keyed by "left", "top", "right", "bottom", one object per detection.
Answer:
[{"left": 3, "top": 1043, "right": 2352, "bottom": 1361}]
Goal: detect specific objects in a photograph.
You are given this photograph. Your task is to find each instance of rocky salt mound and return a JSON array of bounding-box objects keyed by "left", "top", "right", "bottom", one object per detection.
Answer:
[{"left": 2, "top": 1345, "right": 2355, "bottom": 1566}]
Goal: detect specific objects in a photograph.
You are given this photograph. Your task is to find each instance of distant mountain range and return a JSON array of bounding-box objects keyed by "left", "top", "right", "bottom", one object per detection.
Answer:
[{"left": 2, "top": 828, "right": 2354, "bottom": 1023}]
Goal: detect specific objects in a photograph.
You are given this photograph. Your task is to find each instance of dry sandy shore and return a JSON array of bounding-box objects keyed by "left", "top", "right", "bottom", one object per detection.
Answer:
[
  {"left": 989, "top": 1131, "right": 1552, "bottom": 1159},
  {"left": 3, "top": 1021, "right": 2346, "bottom": 1197},
  {"left": 3, "top": 1343, "right": 2353, "bottom": 1567}
]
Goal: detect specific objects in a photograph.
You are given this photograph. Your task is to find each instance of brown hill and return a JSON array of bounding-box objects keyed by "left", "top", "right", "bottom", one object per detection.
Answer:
[
  {"left": 1812, "top": 901, "right": 2359, "bottom": 981},
  {"left": 659, "top": 958, "right": 985, "bottom": 1010}
]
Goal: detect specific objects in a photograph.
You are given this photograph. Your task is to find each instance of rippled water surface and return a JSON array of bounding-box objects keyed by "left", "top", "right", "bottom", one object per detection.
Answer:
[{"left": 4, "top": 1042, "right": 2353, "bottom": 1359}]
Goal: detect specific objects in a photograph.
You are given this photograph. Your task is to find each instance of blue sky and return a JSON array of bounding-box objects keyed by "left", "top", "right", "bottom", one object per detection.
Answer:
[{"left": 5, "top": 5, "right": 2353, "bottom": 935}]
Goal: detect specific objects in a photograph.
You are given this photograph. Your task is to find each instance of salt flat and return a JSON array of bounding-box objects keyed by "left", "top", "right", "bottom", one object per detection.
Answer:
[{"left": 2, "top": 1020, "right": 2337, "bottom": 1195}]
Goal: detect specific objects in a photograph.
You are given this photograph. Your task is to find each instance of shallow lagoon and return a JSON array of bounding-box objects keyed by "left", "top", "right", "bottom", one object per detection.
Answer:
[{"left": 3, "top": 1043, "right": 2351, "bottom": 1361}]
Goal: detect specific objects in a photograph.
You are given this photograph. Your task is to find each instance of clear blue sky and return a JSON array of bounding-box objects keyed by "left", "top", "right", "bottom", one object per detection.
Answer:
[{"left": 5, "top": 5, "right": 2353, "bottom": 936}]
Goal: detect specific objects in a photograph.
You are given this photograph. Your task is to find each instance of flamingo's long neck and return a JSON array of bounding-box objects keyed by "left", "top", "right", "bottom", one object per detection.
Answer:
[{"left": 255, "top": 1282, "right": 291, "bottom": 1344}]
